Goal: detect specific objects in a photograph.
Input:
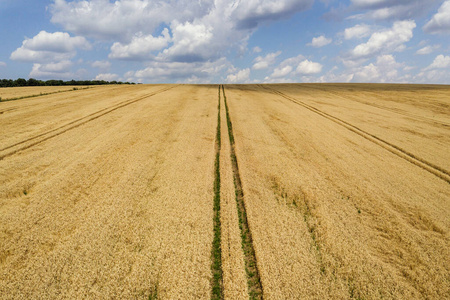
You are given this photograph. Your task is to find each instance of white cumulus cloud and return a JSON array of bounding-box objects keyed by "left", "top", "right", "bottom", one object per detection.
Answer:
[
  {"left": 423, "top": 0, "right": 450, "bottom": 34},
  {"left": 322, "top": 54, "right": 406, "bottom": 83},
  {"left": 50, "top": 0, "right": 314, "bottom": 66},
  {"left": 350, "top": 20, "right": 415, "bottom": 60},
  {"left": 29, "top": 61, "right": 74, "bottom": 79},
  {"left": 252, "top": 51, "right": 281, "bottom": 70},
  {"left": 109, "top": 28, "right": 171, "bottom": 60},
  {"left": 308, "top": 35, "right": 332, "bottom": 47},
  {"left": 344, "top": 24, "right": 371, "bottom": 39},
  {"left": 131, "top": 58, "right": 228, "bottom": 83},
  {"left": 425, "top": 54, "right": 450, "bottom": 70},
  {"left": 271, "top": 65, "right": 293, "bottom": 78},
  {"left": 95, "top": 73, "right": 120, "bottom": 81},
  {"left": 296, "top": 60, "right": 323, "bottom": 74},
  {"left": 226, "top": 68, "right": 251, "bottom": 83},
  {"left": 415, "top": 45, "right": 440, "bottom": 55},
  {"left": 50, "top": 0, "right": 207, "bottom": 42},
  {"left": 352, "top": 54, "right": 403, "bottom": 82},
  {"left": 267, "top": 54, "right": 305, "bottom": 80},
  {"left": 10, "top": 31, "right": 90, "bottom": 63},
  {"left": 161, "top": 21, "right": 215, "bottom": 62}
]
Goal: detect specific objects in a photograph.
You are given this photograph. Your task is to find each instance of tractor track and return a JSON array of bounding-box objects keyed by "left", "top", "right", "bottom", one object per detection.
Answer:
[
  {"left": 0, "top": 86, "right": 133, "bottom": 114},
  {"left": 304, "top": 85, "right": 450, "bottom": 128},
  {"left": 222, "top": 85, "right": 264, "bottom": 299},
  {"left": 260, "top": 85, "right": 450, "bottom": 184},
  {"left": 211, "top": 85, "right": 224, "bottom": 299},
  {"left": 0, "top": 85, "right": 177, "bottom": 160}
]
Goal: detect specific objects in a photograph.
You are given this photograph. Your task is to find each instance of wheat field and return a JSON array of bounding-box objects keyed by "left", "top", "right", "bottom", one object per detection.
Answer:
[{"left": 0, "top": 84, "right": 449, "bottom": 299}]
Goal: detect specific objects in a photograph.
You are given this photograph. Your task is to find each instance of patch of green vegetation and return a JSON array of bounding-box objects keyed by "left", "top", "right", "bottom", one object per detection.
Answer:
[
  {"left": 222, "top": 85, "right": 263, "bottom": 299},
  {"left": 148, "top": 286, "right": 158, "bottom": 300},
  {"left": 211, "top": 85, "right": 223, "bottom": 300}
]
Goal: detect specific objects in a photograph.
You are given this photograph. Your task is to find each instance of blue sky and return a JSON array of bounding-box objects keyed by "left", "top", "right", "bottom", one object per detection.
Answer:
[{"left": 0, "top": 0, "right": 449, "bottom": 83}]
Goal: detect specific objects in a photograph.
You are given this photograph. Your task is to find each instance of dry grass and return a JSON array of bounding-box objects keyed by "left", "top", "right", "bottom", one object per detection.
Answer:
[{"left": 0, "top": 83, "right": 448, "bottom": 299}]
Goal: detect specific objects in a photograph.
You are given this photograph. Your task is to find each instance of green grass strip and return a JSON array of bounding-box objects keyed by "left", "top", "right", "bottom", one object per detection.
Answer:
[
  {"left": 222, "top": 85, "right": 263, "bottom": 299},
  {"left": 211, "top": 85, "right": 223, "bottom": 299}
]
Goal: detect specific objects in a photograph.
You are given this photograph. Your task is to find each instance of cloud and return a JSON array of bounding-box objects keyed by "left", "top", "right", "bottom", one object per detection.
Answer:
[
  {"left": 29, "top": 61, "right": 74, "bottom": 79},
  {"left": 252, "top": 51, "right": 281, "bottom": 70},
  {"left": 253, "top": 46, "right": 262, "bottom": 53},
  {"left": 296, "top": 59, "right": 323, "bottom": 74},
  {"left": 0, "top": 61, "right": 6, "bottom": 67},
  {"left": 271, "top": 65, "right": 293, "bottom": 78},
  {"left": 95, "top": 73, "right": 119, "bottom": 81},
  {"left": 425, "top": 54, "right": 450, "bottom": 70},
  {"left": 423, "top": 0, "right": 450, "bottom": 34},
  {"left": 344, "top": 24, "right": 371, "bottom": 39},
  {"left": 352, "top": 54, "right": 403, "bottom": 82},
  {"left": 232, "top": 0, "right": 313, "bottom": 29},
  {"left": 50, "top": 0, "right": 209, "bottom": 42},
  {"left": 350, "top": 20, "right": 415, "bottom": 60},
  {"left": 50, "top": 0, "right": 313, "bottom": 41},
  {"left": 10, "top": 31, "right": 90, "bottom": 63},
  {"left": 318, "top": 66, "right": 355, "bottom": 83},
  {"left": 415, "top": 54, "right": 450, "bottom": 83},
  {"left": 21, "top": 31, "right": 90, "bottom": 52},
  {"left": 414, "top": 69, "right": 450, "bottom": 84},
  {"left": 51, "top": 0, "right": 314, "bottom": 65},
  {"left": 350, "top": 0, "right": 439, "bottom": 21},
  {"left": 226, "top": 68, "right": 250, "bottom": 83},
  {"left": 321, "top": 54, "right": 406, "bottom": 83},
  {"left": 415, "top": 45, "right": 440, "bottom": 55},
  {"left": 159, "top": 0, "right": 311, "bottom": 63},
  {"left": 308, "top": 35, "right": 332, "bottom": 47},
  {"left": 161, "top": 21, "right": 215, "bottom": 62},
  {"left": 267, "top": 54, "right": 305, "bottom": 79},
  {"left": 131, "top": 58, "right": 228, "bottom": 83},
  {"left": 109, "top": 28, "right": 171, "bottom": 60}
]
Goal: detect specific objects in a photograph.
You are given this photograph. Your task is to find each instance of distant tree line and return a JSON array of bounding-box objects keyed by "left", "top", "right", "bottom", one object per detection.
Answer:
[{"left": 0, "top": 78, "right": 135, "bottom": 87}]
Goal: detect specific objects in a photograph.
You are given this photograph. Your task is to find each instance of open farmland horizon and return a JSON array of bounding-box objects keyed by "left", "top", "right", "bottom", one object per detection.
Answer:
[{"left": 0, "top": 83, "right": 449, "bottom": 299}]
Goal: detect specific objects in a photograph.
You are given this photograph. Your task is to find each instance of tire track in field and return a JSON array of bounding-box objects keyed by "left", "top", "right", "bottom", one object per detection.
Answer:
[
  {"left": 0, "top": 86, "right": 130, "bottom": 114},
  {"left": 260, "top": 85, "right": 450, "bottom": 184},
  {"left": 304, "top": 85, "right": 450, "bottom": 128},
  {"left": 0, "top": 87, "right": 91, "bottom": 103},
  {"left": 222, "top": 85, "right": 263, "bottom": 299},
  {"left": 0, "top": 107, "right": 17, "bottom": 114},
  {"left": 0, "top": 85, "right": 177, "bottom": 160},
  {"left": 0, "top": 86, "right": 174, "bottom": 152},
  {"left": 211, "top": 85, "right": 224, "bottom": 299}
]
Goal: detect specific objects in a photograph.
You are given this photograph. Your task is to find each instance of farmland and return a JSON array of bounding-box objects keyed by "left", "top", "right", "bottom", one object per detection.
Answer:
[{"left": 0, "top": 84, "right": 449, "bottom": 299}]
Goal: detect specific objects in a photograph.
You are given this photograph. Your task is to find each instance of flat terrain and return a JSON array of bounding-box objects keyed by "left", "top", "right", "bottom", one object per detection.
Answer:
[
  {"left": 0, "top": 84, "right": 449, "bottom": 299},
  {"left": 0, "top": 85, "right": 92, "bottom": 101}
]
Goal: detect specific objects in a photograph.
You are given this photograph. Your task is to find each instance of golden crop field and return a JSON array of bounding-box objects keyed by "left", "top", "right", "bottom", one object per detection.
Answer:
[
  {"left": 0, "top": 84, "right": 449, "bottom": 299},
  {"left": 0, "top": 86, "right": 91, "bottom": 101}
]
